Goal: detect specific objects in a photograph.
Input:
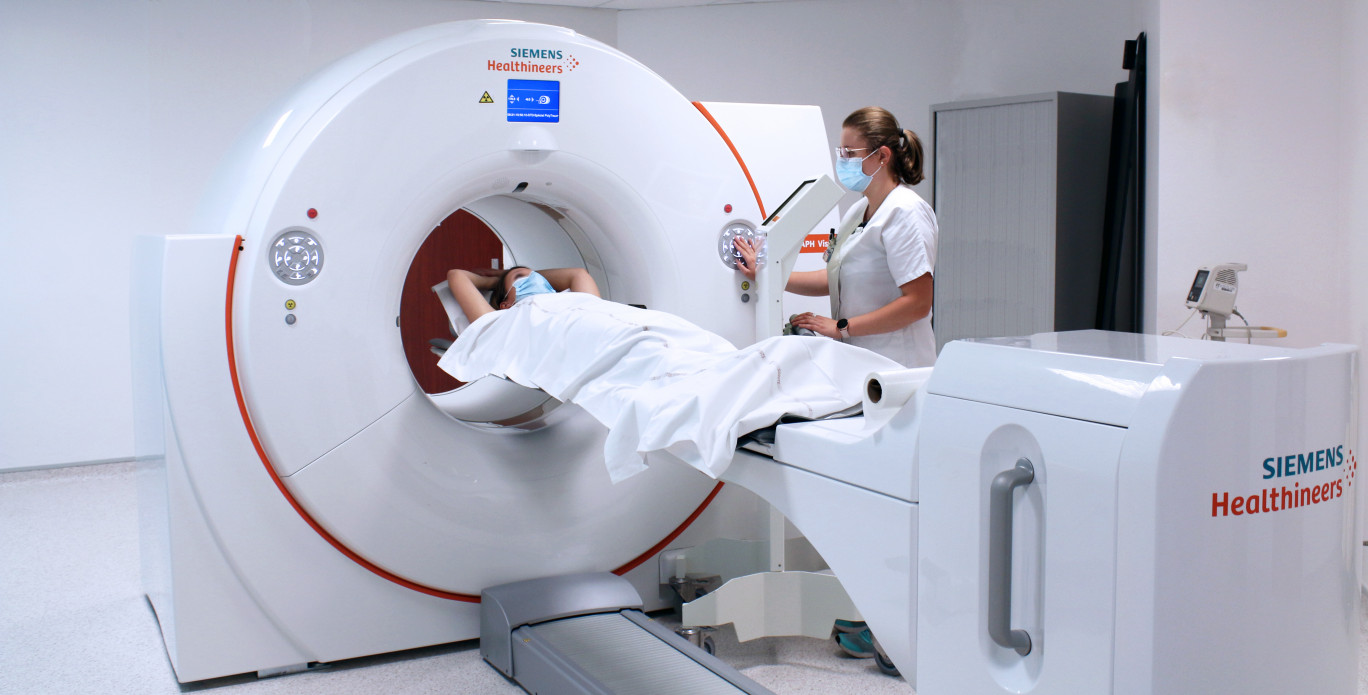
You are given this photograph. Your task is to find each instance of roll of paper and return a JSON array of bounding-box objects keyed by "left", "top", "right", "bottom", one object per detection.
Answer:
[{"left": 862, "top": 367, "right": 933, "bottom": 431}]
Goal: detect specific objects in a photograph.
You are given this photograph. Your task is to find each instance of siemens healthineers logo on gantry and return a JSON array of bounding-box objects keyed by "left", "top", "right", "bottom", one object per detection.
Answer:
[
  {"left": 487, "top": 47, "right": 581, "bottom": 74},
  {"left": 1211, "top": 445, "right": 1357, "bottom": 517}
]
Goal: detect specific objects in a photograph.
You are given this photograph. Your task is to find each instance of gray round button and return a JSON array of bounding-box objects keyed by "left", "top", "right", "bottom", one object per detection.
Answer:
[{"left": 269, "top": 229, "right": 324, "bottom": 285}]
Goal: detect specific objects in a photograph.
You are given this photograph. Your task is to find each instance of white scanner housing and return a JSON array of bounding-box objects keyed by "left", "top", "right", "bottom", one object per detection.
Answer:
[{"left": 133, "top": 20, "right": 837, "bottom": 682}]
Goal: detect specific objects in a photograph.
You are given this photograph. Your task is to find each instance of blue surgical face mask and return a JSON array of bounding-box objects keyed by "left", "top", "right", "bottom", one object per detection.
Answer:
[
  {"left": 836, "top": 150, "right": 882, "bottom": 192},
  {"left": 511, "top": 271, "right": 556, "bottom": 304}
]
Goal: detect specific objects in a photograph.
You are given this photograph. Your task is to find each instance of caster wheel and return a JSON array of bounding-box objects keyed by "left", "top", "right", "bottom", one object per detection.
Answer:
[
  {"left": 676, "top": 626, "right": 716, "bottom": 656},
  {"left": 874, "top": 651, "right": 899, "bottom": 677},
  {"left": 872, "top": 637, "right": 900, "bottom": 677}
]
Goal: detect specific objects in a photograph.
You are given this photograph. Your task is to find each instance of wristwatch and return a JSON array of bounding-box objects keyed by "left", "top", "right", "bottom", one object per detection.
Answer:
[{"left": 836, "top": 318, "right": 850, "bottom": 340}]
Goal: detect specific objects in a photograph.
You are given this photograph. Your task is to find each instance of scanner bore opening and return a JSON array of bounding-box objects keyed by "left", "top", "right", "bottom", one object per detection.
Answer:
[
  {"left": 398, "top": 193, "right": 607, "bottom": 432},
  {"left": 399, "top": 208, "right": 505, "bottom": 395}
]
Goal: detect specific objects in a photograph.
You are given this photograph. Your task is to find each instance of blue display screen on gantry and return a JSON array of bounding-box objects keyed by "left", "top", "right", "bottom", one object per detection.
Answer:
[{"left": 507, "top": 80, "right": 560, "bottom": 123}]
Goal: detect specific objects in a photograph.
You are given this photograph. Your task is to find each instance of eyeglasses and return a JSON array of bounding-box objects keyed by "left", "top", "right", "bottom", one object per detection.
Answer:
[{"left": 834, "top": 146, "right": 872, "bottom": 159}]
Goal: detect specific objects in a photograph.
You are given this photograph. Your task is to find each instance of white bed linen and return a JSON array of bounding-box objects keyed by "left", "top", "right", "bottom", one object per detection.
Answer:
[{"left": 437, "top": 292, "right": 900, "bottom": 482}]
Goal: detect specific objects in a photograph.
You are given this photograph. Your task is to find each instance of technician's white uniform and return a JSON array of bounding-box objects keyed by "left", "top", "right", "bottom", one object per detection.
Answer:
[{"left": 827, "top": 185, "right": 938, "bottom": 367}]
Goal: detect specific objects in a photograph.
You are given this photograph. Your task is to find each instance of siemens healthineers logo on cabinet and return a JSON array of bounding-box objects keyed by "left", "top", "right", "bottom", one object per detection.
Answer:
[{"left": 1211, "top": 445, "right": 1356, "bottom": 517}]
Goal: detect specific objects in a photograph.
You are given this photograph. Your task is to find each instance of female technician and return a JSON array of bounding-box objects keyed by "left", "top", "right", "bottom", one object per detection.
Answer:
[{"left": 735, "top": 106, "right": 938, "bottom": 367}]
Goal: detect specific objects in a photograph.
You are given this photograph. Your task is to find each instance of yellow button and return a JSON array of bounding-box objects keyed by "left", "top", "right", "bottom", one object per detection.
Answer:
[
  {"left": 741, "top": 281, "right": 750, "bottom": 291},
  {"left": 285, "top": 299, "right": 296, "bottom": 310}
]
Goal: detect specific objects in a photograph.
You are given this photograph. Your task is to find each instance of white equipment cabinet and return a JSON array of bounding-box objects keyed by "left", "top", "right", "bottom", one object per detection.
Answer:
[
  {"left": 729, "top": 329, "right": 1358, "bottom": 694},
  {"left": 916, "top": 331, "right": 1358, "bottom": 694}
]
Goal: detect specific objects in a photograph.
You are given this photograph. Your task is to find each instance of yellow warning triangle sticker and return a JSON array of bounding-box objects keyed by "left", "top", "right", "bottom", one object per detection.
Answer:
[{"left": 479, "top": 91, "right": 494, "bottom": 104}]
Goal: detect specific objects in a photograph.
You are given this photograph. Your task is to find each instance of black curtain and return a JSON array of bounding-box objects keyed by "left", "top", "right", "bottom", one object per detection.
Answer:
[{"left": 1096, "top": 33, "right": 1147, "bottom": 332}]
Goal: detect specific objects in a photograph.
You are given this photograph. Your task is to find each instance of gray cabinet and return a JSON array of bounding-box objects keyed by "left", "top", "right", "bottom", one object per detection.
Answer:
[{"left": 931, "top": 92, "right": 1113, "bottom": 351}]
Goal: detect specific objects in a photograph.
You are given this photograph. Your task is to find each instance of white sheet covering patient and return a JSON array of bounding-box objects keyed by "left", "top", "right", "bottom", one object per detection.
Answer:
[{"left": 437, "top": 291, "right": 899, "bottom": 482}]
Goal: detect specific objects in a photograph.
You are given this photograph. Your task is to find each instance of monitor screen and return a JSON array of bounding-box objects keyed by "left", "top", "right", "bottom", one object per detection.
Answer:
[
  {"left": 1186, "top": 269, "right": 1209, "bottom": 304},
  {"left": 507, "top": 79, "right": 560, "bottom": 123},
  {"left": 762, "top": 179, "right": 817, "bottom": 226}
]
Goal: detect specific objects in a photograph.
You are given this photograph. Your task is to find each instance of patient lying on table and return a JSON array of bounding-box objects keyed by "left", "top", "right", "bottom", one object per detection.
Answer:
[
  {"left": 437, "top": 268, "right": 899, "bottom": 482},
  {"left": 446, "top": 265, "right": 600, "bottom": 322}
]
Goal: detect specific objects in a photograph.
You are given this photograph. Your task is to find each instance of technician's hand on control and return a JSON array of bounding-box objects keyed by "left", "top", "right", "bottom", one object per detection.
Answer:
[
  {"left": 792, "top": 312, "right": 840, "bottom": 339},
  {"left": 733, "top": 237, "right": 759, "bottom": 281}
]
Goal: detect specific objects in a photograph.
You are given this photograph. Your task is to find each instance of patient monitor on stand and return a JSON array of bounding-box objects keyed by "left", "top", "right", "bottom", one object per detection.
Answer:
[{"left": 1184, "top": 262, "right": 1287, "bottom": 341}]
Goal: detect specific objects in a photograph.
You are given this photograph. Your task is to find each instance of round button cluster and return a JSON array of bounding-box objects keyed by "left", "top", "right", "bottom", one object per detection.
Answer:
[
  {"left": 717, "top": 222, "right": 765, "bottom": 270},
  {"left": 269, "top": 229, "right": 324, "bottom": 285}
]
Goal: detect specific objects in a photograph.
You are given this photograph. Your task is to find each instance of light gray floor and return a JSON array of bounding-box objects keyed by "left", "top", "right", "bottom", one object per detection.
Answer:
[
  {"left": 0, "top": 462, "right": 912, "bottom": 695},
  {"left": 5, "top": 461, "right": 1368, "bottom": 694}
]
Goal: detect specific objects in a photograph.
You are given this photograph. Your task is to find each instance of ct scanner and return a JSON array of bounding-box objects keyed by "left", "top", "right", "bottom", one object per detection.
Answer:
[
  {"left": 133, "top": 19, "right": 1361, "bottom": 695},
  {"left": 132, "top": 19, "right": 831, "bottom": 685}
]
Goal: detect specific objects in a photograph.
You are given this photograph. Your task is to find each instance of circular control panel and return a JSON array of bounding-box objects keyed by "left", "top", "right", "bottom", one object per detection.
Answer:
[
  {"left": 717, "top": 222, "right": 765, "bottom": 270},
  {"left": 268, "top": 228, "right": 324, "bottom": 285}
]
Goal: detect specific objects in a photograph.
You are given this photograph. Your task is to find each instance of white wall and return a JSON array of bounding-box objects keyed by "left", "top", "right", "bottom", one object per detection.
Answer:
[
  {"left": 1346, "top": 0, "right": 1368, "bottom": 572},
  {"left": 1351, "top": 0, "right": 1368, "bottom": 378},
  {"left": 0, "top": 0, "right": 617, "bottom": 471},
  {"left": 619, "top": 0, "right": 1139, "bottom": 205},
  {"left": 0, "top": 2, "right": 152, "bottom": 470},
  {"left": 6, "top": 0, "right": 1363, "bottom": 473},
  {"left": 1149, "top": 0, "right": 1350, "bottom": 346}
]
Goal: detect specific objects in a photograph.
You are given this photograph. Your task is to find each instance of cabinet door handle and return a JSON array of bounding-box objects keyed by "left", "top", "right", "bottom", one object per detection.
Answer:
[{"left": 988, "top": 457, "right": 1035, "bottom": 656}]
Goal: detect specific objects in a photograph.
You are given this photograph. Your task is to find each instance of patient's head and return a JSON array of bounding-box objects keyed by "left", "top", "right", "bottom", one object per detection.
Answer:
[
  {"left": 494, "top": 266, "right": 566, "bottom": 309},
  {"left": 490, "top": 266, "right": 528, "bottom": 309}
]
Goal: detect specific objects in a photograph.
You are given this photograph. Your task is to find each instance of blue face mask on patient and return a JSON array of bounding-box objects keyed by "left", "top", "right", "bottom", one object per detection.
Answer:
[{"left": 511, "top": 271, "right": 556, "bottom": 303}]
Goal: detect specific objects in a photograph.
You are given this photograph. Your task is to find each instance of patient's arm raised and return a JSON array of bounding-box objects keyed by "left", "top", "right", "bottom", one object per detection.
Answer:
[
  {"left": 539, "top": 267, "right": 601, "bottom": 297},
  {"left": 447, "top": 269, "right": 497, "bottom": 323}
]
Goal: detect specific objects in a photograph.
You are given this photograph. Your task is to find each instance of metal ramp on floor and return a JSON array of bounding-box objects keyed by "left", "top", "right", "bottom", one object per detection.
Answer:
[{"left": 481, "top": 572, "right": 773, "bottom": 695}]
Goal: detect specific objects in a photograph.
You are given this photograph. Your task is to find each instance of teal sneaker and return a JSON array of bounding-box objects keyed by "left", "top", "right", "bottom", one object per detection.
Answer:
[
  {"left": 833, "top": 619, "right": 867, "bottom": 634},
  {"left": 836, "top": 628, "right": 876, "bottom": 659}
]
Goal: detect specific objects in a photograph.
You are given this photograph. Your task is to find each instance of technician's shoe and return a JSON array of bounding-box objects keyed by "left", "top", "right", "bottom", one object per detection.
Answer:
[
  {"left": 833, "top": 619, "right": 866, "bottom": 634},
  {"left": 836, "top": 628, "right": 876, "bottom": 658}
]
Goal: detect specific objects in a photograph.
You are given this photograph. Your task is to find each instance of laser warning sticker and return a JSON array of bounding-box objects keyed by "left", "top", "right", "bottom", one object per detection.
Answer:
[{"left": 507, "top": 79, "right": 560, "bottom": 123}]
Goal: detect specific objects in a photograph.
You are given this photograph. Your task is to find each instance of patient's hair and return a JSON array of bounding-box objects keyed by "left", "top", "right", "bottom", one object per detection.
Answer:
[{"left": 490, "top": 266, "right": 530, "bottom": 308}]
